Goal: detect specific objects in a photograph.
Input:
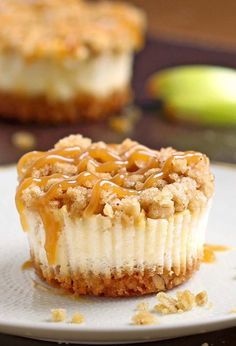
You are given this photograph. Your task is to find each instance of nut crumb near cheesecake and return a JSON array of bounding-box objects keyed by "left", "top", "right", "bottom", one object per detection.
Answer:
[
  {"left": 16, "top": 134, "right": 214, "bottom": 297},
  {"left": 51, "top": 309, "right": 67, "bottom": 322},
  {"left": 71, "top": 313, "right": 85, "bottom": 324},
  {"left": 132, "top": 311, "right": 157, "bottom": 325}
]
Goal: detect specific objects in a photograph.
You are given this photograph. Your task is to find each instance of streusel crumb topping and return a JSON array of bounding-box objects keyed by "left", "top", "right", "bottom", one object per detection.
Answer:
[
  {"left": 0, "top": 0, "right": 145, "bottom": 60},
  {"left": 16, "top": 134, "right": 214, "bottom": 220}
]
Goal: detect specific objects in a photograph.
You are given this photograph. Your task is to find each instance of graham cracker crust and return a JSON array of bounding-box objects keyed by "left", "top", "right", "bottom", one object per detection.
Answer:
[
  {"left": 33, "top": 260, "right": 200, "bottom": 297},
  {"left": 0, "top": 88, "right": 131, "bottom": 124}
]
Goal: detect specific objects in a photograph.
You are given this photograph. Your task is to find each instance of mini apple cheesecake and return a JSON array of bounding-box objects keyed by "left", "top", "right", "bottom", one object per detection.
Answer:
[
  {"left": 16, "top": 135, "right": 214, "bottom": 296},
  {"left": 0, "top": 0, "right": 145, "bottom": 123}
]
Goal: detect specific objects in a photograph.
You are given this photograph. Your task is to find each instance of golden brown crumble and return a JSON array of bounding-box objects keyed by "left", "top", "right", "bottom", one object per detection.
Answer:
[
  {"left": 155, "top": 292, "right": 181, "bottom": 314},
  {"left": 51, "top": 308, "right": 66, "bottom": 322},
  {"left": 0, "top": 0, "right": 145, "bottom": 60},
  {"left": 132, "top": 311, "right": 157, "bottom": 325},
  {"left": 17, "top": 134, "right": 214, "bottom": 219},
  {"left": 136, "top": 301, "right": 149, "bottom": 311},
  {"left": 176, "top": 290, "right": 195, "bottom": 312},
  {"left": 154, "top": 290, "right": 207, "bottom": 315},
  {"left": 71, "top": 312, "right": 85, "bottom": 324},
  {"left": 195, "top": 290, "right": 208, "bottom": 306}
]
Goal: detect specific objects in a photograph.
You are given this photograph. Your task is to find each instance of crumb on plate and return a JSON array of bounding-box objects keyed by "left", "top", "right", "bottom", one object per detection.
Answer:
[
  {"left": 154, "top": 290, "right": 194, "bottom": 314},
  {"left": 176, "top": 290, "right": 195, "bottom": 311},
  {"left": 132, "top": 311, "right": 157, "bottom": 325},
  {"left": 71, "top": 312, "right": 85, "bottom": 324},
  {"left": 195, "top": 290, "right": 208, "bottom": 306},
  {"left": 154, "top": 290, "right": 208, "bottom": 315},
  {"left": 51, "top": 308, "right": 67, "bottom": 322}
]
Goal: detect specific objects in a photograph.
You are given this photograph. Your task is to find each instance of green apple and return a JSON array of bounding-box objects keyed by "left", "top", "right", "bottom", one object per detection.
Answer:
[{"left": 148, "top": 65, "right": 236, "bottom": 126}]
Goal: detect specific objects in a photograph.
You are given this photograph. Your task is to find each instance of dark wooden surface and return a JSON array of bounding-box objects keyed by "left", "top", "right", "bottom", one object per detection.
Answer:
[
  {"left": 1, "top": 37, "right": 236, "bottom": 344},
  {"left": 129, "top": 0, "right": 236, "bottom": 52}
]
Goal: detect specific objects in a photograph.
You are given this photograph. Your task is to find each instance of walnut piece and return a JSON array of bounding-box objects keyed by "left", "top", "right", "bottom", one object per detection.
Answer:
[
  {"left": 154, "top": 290, "right": 207, "bottom": 315},
  {"left": 195, "top": 290, "right": 208, "bottom": 306}
]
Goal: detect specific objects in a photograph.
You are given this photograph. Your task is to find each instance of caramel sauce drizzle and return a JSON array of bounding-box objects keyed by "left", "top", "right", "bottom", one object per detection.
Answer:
[
  {"left": 84, "top": 180, "right": 137, "bottom": 217},
  {"left": 203, "top": 246, "right": 216, "bottom": 263},
  {"left": 16, "top": 144, "right": 206, "bottom": 264},
  {"left": 143, "top": 152, "right": 204, "bottom": 188},
  {"left": 126, "top": 149, "right": 157, "bottom": 170},
  {"left": 18, "top": 147, "right": 82, "bottom": 177},
  {"left": 203, "top": 244, "right": 232, "bottom": 264},
  {"left": 21, "top": 259, "right": 33, "bottom": 271}
]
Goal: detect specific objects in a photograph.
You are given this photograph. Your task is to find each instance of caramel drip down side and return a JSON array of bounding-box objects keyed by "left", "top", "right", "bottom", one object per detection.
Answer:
[
  {"left": 38, "top": 206, "right": 62, "bottom": 265},
  {"left": 15, "top": 174, "right": 69, "bottom": 231},
  {"left": 203, "top": 244, "right": 232, "bottom": 264},
  {"left": 16, "top": 144, "right": 206, "bottom": 264}
]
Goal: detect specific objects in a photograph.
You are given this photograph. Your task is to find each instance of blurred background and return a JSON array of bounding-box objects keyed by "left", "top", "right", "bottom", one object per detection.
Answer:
[
  {"left": 1, "top": 0, "right": 236, "bottom": 165},
  {"left": 129, "top": 0, "right": 236, "bottom": 51}
]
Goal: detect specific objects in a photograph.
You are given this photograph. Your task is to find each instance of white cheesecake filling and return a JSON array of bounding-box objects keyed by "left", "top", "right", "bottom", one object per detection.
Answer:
[
  {"left": 27, "top": 201, "right": 211, "bottom": 278},
  {"left": 0, "top": 52, "right": 133, "bottom": 101}
]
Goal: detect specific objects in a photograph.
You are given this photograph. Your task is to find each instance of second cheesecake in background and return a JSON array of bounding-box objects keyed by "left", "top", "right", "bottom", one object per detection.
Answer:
[{"left": 0, "top": 0, "right": 145, "bottom": 123}]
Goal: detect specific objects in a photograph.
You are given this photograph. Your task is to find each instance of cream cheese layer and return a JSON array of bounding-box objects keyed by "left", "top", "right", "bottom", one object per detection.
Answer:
[
  {"left": 27, "top": 201, "right": 211, "bottom": 277},
  {"left": 0, "top": 52, "right": 133, "bottom": 101}
]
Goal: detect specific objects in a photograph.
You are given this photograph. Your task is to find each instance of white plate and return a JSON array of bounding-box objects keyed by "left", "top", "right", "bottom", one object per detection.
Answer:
[{"left": 0, "top": 164, "right": 236, "bottom": 344}]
